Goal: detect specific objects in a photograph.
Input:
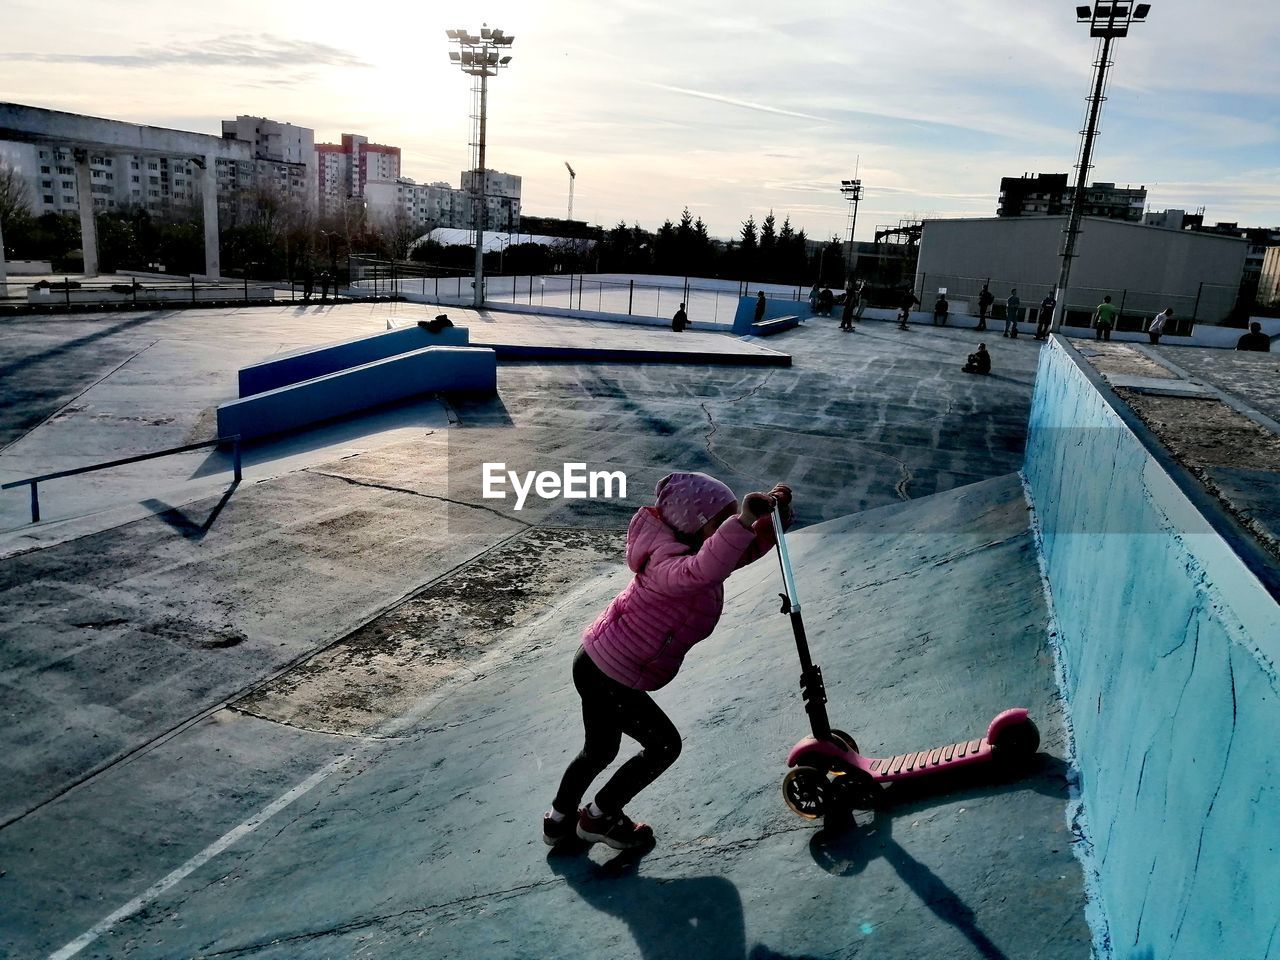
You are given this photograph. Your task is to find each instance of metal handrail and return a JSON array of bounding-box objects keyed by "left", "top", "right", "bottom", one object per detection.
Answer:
[{"left": 1, "top": 435, "right": 241, "bottom": 523}]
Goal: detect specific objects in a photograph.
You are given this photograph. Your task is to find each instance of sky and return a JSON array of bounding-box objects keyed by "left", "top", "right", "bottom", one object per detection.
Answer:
[{"left": 1, "top": 0, "right": 1277, "bottom": 241}]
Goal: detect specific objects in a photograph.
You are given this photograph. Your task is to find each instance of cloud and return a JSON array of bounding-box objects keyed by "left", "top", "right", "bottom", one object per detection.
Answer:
[{"left": 0, "top": 34, "right": 369, "bottom": 70}]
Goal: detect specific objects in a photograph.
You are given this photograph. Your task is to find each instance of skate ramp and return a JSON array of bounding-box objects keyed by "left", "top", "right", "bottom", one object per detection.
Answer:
[{"left": 17, "top": 473, "right": 1088, "bottom": 960}]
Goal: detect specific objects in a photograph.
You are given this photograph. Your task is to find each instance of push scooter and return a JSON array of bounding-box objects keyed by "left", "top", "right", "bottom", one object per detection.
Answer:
[{"left": 769, "top": 503, "right": 1040, "bottom": 822}]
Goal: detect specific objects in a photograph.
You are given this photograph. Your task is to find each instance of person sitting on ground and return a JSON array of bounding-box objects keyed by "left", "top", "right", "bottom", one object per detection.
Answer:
[
  {"left": 1236, "top": 321, "right": 1272, "bottom": 352},
  {"left": 962, "top": 343, "right": 991, "bottom": 375},
  {"left": 818, "top": 287, "right": 834, "bottom": 316},
  {"left": 933, "top": 294, "right": 950, "bottom": 326},
  {"left": 672, "top": 302, "right": 689, "bottom": 332}
]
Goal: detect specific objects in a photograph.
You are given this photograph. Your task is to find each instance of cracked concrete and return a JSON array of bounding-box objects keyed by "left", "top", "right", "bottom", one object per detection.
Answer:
[{"left": 0, "top": 301, "right": 1073, "bottom": 959}]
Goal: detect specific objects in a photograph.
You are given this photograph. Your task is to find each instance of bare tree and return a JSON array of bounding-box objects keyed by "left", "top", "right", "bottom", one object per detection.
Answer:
[{"left": 0, "top": 159, "right": 32, "bottom": 231}]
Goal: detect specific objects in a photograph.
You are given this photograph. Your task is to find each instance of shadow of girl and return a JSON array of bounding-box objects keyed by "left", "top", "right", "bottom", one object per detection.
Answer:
[{"left": 546, "top": 847, "right": 815, "bottom": 960}]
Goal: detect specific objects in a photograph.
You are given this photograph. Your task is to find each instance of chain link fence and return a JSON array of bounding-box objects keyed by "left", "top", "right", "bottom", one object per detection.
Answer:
[{"left": 912, "top": 270, "right": 1239, "bottom": 334}]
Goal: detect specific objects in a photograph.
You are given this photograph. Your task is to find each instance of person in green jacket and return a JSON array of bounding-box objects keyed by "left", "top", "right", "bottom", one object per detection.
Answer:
[{"left": 1094, "top": 295, "right": 1118, "bottom": 341}]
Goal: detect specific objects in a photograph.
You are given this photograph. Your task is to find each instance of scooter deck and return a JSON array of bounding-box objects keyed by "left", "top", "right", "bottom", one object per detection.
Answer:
[
  {"left": 786, "top": 708, "right": 1032, "bottom": 783},
  {"left": 865, "top": 736, "right": 991, "bottom": 780}
]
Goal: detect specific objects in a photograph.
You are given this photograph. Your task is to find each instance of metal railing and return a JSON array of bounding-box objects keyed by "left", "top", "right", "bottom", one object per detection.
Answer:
[
  {"left": 1, "top": 435, "right": 241, "bottom": 524},
  {"left": 348, "top": 263, "right": 811, "bottom": 327}
]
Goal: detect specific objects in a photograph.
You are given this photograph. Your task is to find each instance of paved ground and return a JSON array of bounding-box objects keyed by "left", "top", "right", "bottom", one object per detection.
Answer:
[
  {"left": 0, "top": 301, "right": 1085, "bottom": 959},
  {"left": 1072, "top": 339, "right": 1280, "bottom": 561}
]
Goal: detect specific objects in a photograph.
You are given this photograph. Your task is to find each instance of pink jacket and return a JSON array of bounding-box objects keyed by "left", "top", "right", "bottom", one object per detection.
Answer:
[{"left": 583, "top": 506, "right": 781, "bottom": 690}]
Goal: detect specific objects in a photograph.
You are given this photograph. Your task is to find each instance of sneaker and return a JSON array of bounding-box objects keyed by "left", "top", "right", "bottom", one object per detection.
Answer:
[
  {"left": 542, "top": 809, "right": 578, "bottom": 847},
  {"left": 576, "top": 807, "right": 655, "bottom": 850}
]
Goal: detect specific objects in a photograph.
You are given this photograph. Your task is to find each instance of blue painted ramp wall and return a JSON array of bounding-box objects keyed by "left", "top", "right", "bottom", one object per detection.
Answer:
[
  {"left": 1024, "top": 337, "right": 1280, "bottom": 959},
  {"left": 218, "top": 346, "right": 496, "bottom": 441},
  {"left": 731, "top": 295, "right": 808, "bottom": 335},
  {"left": 239, "top": 324, "right": 470, "bottom": 397}
]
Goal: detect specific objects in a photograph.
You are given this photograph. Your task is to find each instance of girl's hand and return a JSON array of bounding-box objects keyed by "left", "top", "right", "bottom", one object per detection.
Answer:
[
  {"left": 739, "top": 492, "right": 774, "bottom": 527},
  {"left": 769, "top": 483, "right": 794, "bottom": 525}
]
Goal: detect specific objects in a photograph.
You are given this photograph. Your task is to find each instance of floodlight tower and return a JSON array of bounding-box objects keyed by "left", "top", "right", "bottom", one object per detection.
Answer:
[
  {"left": 1052, "top": 2, "right": 1150, "bottom": 332},
  {"left": 447, "top": 24, "right": 515, "bottom": 307},
  {"left": 565, "top": 162, "right": 576, "bottom": 221},
  {"left": 840, "top": 177, "right": 863, "bottom": 282}
]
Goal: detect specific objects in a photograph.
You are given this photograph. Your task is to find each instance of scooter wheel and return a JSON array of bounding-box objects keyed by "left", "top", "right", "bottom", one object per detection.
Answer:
[
  {"left": 829, "top": 729, "right": 859, "bottom": 754},
  {"left": 991, "top": 717, "right": 1040, "bottom": 759},
  {"left": 782, "top": 766, "right": 829, "bottom": 820}
]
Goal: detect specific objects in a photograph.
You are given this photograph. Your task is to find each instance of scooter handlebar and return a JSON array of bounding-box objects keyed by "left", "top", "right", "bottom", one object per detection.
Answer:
[{"left": 773, "top": 502, "right": 801, "bottom": 611}]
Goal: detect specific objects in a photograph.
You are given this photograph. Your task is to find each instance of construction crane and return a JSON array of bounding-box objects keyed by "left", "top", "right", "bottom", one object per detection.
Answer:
[{"left": 565, "top": 162, "right": 576, "bottom": 221}]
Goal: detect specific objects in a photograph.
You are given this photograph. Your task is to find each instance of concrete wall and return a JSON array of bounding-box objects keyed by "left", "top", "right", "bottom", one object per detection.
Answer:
[
  {"left": 239, "top": 324, "right": 471, "bottom": 397},
  {"left": 217, "top": 346, "right": 496, "bottom": 442},
  {"left": 1024, "top": 337, "right": 1280, "bottom": 959},
  {"left": 918, "top": 216, "right": 1247, "bottom": 323}
]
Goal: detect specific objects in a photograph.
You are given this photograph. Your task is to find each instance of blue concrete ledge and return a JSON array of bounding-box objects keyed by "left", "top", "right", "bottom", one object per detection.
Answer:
[
  {"left": 1024, "top": 336, "right": 1280, "bottom": 959},
  {"left": 238, "top": 324, "right": 471, "bottom": 397},
  {"left": 469, "top": 341, "right": 791, "bottom": 367},
  {"left": 218, "top": 345, "right": 496, "bottom": 442},
  {"left": 750, "top": 315, "right": 803, "bottom": 336}
]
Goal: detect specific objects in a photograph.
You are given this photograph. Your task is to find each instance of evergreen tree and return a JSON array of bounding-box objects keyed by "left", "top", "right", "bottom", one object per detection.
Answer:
[
  {"left": 759, "top": 210, "right": 777, "bottom": 281},
  {"left": 654, "top": 218, "right": 676, "bottom": 274},
  {"left": 739, "top": 215, "right": 758, "bottom": 280}
]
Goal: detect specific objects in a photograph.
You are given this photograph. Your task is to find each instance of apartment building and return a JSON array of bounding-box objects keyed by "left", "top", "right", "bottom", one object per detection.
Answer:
[
  {"left": 314, "top": 133, "right": 401, "bottom": 218},
  {"left": 0, "top": 140, "right": 201, "bottom": 217},
  {"left": 998, "top": 173, "right": 1146, "bottom": 222}
]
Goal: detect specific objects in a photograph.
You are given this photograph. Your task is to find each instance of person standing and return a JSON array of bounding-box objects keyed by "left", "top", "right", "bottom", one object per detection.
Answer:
[
  {"left": 754, "top": 290, "right": 767, "bottom": 324},
  {"left": 1236, "top": 321, "right": 1272, "bottom": 352},
  {"left": 898, "top": 288, "right": 919, "bottom": 330},
  {"left": 839, "top": 290, "right": 857, "bottom": 331},
  {"left": 808, "top": 284, "right": 820, "bottom": 315},
  {"left": 1148, "top": 307, "right": 1172, "bottom": 344},
  {"left": 933, "top": 293, "right": 949, "bottom": 326},
  {"left": 854, "top": 280, "right": 868, "bottom": 320},
  {"left": 976, "top": 284, "right": 994, "bottom": 331},
  {"left": 1093, "top": 295, "right": 1118, "bottom": 341},
  {"left": 1003, "top": 288, "right": 1020, "bottom": 338},
  {"left": 672, "top": 302, "right": 688, "bottom": 332},
  {"left": 1036, "top": 290, "right": 1056, "bottom": 340}
]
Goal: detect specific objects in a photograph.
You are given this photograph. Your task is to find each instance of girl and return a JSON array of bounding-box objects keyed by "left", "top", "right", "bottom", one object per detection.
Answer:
[{"left": 543, "top": 472, "right": 793, "bottom": 850}]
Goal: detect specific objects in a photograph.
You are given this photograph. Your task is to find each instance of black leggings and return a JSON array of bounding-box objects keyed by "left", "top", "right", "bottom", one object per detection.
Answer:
[{"left": 552, "top": 647, "right": 682, "bottom": 816}]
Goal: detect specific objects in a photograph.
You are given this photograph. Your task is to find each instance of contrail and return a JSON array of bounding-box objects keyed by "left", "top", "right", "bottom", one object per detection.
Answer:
[{"left": 646, "top": 82, "right": 829, "bottom": 123}]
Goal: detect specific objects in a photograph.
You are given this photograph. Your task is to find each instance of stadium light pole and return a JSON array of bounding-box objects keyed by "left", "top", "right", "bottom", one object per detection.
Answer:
[
  {"left": 1051, "top": 2, "right": 1150, "bottom": 333},
  {"left": 840, "top": 178, "right": 863, "bottom": 283},
  {"left": 447, "top": 25, "right": 514, "bottom": 308}
]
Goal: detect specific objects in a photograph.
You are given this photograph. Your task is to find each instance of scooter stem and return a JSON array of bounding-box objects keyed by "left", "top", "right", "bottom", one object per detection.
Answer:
[{"left": 772, "top": 504, "right": 832, "bottom": 741}]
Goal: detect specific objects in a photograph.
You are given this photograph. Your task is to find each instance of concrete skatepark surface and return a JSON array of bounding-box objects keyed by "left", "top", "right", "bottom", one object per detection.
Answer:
[{"left": 0, "top": 300, "right": 1088, "bottom": 958}]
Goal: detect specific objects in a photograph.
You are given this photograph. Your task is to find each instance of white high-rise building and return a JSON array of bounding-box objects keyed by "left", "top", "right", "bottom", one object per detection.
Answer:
[
  {"left": 314, "top": 134, "right": 401, "bottom": 219},
  {"left": 219, "top": 115, "right": 317, "bottom": 217}
]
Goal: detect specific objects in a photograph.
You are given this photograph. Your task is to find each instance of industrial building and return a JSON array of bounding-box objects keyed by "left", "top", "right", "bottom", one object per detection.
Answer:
[{"left": 915, "top": 215, "right": 1247, "bottom": 325}]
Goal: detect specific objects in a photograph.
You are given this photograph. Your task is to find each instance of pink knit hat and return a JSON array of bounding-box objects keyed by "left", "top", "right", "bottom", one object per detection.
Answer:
[{"left": 654, "top": 472, "right": 738, "bottom": 535}]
